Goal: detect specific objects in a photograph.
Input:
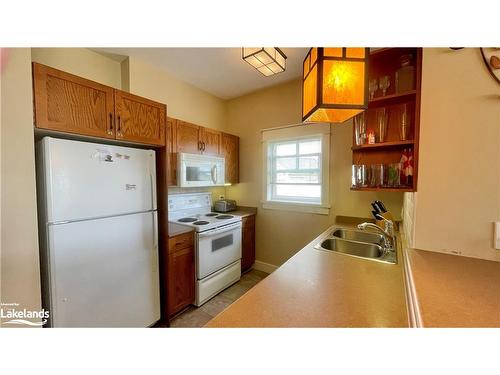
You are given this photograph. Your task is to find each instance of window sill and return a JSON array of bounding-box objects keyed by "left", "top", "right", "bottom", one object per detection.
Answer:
[{"left": 261, "top": 201, "right": 330, "bottom": 215}]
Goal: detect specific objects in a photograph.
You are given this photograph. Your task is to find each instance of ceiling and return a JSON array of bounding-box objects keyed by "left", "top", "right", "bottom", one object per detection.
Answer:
[{"left": 96, "top": 48, "right": 309, "bottom": 100}]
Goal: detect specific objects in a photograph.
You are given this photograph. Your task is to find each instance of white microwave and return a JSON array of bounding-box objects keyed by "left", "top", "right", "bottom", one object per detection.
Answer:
[{"left": 178, "top": 152, "right": 225, "bottom": 187}]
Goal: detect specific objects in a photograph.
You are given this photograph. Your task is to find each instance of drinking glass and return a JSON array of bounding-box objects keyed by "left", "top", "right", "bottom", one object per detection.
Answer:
[
  {"left": 369, "top": 78, "right": 378, "bottom": 99},
  {"left": 398, "top": 103, "right": 410, "bottom": 140},
  {"left": 376, "top": 108, "right": 389, "bottom": 143},
  {"left": 353, "top": 112, "right": 367, "bottom": 145},
  {"left": 387, "top": 163, "right": 401, "bottom": 187},
  {"left": 352, "top": 164, "right": 368, "bottom": 187},
  {"left": 379, "top": 75, "right": 390, "bottom": 96},
  {"left": 369, "top": 164, "right": 384, "bottom": 187}
]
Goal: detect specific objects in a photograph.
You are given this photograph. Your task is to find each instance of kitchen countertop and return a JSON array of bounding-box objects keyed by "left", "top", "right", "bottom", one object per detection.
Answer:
[
  {"left": 205, "top": 224, "right": 408, "bottom": 327},
  {"left": 405, "top": 248, "right": 500, "bottom": 327},
  {"left": 227, "top": 207, "right": 257, "bottom": 218},
  {"left": 168, "top": 222, "right": 195, "bottom": 238}
]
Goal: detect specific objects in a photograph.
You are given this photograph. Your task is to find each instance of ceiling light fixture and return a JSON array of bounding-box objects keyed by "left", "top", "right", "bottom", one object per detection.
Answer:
[
  {"left": 302, "top": 48, "right": 369, "bottom": 123},
  {"left": 242, "top": 48, "right": 287, "bottom": 77}
]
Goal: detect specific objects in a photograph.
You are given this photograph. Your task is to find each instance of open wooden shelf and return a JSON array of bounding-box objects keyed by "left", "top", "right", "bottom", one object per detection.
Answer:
[
  {"left": 352, "top": 140, "right": 414, "bottom": 151},
  {"left": 351, "top": 47, "right": 422, "bottom": 193},
  {"left": 350, "top": 186, "right": 415, "bottom": 192},
  {"left": 368, "top": 90, "right": 416, "bottom": 106}
]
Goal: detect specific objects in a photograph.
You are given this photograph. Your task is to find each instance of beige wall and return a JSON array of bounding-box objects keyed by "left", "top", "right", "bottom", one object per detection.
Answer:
[
  {"left": 405, "top": 48, "right": 500, "bottom": 262},
  {"left": 127, "top": 57, "right": 226, "bottom": 131},
  {"left": 31, "top": 48, "right": 122, "bottom": 88},
  {"left": 1, "top": 48, "right": 42, "bottom": 324},
  {"left": 225, "top": 79, "right": 404, "bottom": 266}
]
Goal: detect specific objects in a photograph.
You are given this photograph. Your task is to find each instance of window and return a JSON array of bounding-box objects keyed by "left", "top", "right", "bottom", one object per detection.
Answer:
[{"left": 262, "top": 123, "right": 330, "bottom": 214}]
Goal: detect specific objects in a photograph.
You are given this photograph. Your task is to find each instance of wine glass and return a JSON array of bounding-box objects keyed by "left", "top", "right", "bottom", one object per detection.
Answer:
[
  {"left": 369, "top": 78, "right": 378, "bottom": 100},
  {"left": 379, "top": 75, "right": 390, "bottom": 96},
  {"left": 353, "top": 112, "right": 367, "bottom": 145},
  {"left": 398, "top": 103, "right": 410, "bottom": 140},
  {"left": 376, "top": 108, "right": 388, "bottom": 143}
]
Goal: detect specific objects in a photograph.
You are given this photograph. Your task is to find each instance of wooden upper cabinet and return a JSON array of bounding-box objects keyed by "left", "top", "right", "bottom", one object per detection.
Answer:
[
  {"left": 200, "top": 127, "right": 221, "bottom": 155},
  {"left": 175, "top": 120, "right": 201, "bottom": 154},
  {"left": 32, "top": 63, "right": 167, "bottom": 147},
  {"left": 167, "top": 116, "right": 240, "bottom": 186},
  {"left": 221, "top": 132, "right": 239, "bottom": 184},
  {"left": 32, "top": 62, "right": 115, "bottom": 139},
  {"left": 114, "top": 90, "right": 166, "bottom": 146}
]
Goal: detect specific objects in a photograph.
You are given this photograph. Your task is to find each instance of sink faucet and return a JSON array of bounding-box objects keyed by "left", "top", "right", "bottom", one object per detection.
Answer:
[{"left": 358, "top": 218, "right": 395, "bottom": 252}]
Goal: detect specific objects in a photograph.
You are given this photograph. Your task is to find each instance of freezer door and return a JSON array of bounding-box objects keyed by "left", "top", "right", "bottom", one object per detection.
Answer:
[
  {"left": 46, "top": 211, "right": 160, "bottom": 327},
  {"left": 40, "top": 137, "right": 157, "bottom": 223}
]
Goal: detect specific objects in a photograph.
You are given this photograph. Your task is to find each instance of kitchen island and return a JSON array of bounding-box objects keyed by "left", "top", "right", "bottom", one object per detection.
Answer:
[{"left": 205, "top": 224, "right": 408, "bottom": 328}]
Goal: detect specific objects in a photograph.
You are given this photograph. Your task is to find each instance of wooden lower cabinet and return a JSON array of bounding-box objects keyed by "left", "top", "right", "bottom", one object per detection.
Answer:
[
  {"left": 241, "top": 215, "right": 256, "bottom": 273},
  {"left": 167, "top": 232, "right": 195, "bottom": 317}
]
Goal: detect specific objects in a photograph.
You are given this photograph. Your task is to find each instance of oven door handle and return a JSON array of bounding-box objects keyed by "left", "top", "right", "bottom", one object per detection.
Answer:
[{"left": 198, "top": 222, "right": 241, "bottom": 238}]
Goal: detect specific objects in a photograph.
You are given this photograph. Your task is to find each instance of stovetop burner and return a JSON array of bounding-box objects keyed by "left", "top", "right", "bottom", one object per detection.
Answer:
[
  {"left": 178, "top": 217, "right": 197, "bottom": 223},
  {"left": 215, "top": 215, "right": 234, "bottom": 220},
  {"left": 205, "top": 213, "right": 219, "bottom": 217},
  {"left": 193, "top": 221, "right": 209, "bottom": 225}
]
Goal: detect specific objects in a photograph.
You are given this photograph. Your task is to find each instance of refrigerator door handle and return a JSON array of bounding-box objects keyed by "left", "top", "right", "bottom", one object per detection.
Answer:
[
  {"left": 150, "top": 170, "right": 155, "bottom": 211},
  {"left": 152, "top": 212, "right": 158, "bottom": 250}
]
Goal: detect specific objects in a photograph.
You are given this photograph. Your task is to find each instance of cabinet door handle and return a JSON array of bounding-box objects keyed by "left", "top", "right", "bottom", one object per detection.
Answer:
[
  {"left": 117, "top": 115, "right": 122, "bottom": 136},
  {"left": 198, "top": 141, "right": 202, "bottom": 151},
  {"left": 108, "top": 113, "right": 113, "bottom": 135},
  {"left": 202, "top": 142, "right": 206, "bottom": 151}
]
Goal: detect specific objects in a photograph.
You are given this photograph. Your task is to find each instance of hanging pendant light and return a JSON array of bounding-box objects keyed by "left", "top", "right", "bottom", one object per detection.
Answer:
[
  {"left": 242, "top": 48, "right": 287, "bottom": 76},
  {"left": 302, "top": 48, "right": 369, "bottom": 123}
]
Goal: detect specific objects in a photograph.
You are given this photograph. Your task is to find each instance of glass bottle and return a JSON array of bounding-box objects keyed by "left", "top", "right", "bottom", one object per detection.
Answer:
[{"left": 395, "top": 54, "right": 415, "bottom": 93}]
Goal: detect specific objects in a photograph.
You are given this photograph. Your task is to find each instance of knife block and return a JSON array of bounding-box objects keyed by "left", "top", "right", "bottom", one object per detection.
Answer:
[{"left": 376, "top": 211, "right": 395, "bottom": 230}]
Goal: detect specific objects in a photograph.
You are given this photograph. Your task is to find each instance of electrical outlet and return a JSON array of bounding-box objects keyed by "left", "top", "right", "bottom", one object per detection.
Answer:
[
  {"left": 494, "top": 222, "right": 500, "bottom": 250},
  {"left": 219, "top": 195, "right": 225, "bottom": 200}
]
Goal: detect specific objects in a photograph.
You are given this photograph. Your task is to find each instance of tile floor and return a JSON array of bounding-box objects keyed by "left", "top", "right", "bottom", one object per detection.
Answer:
[{"left": 168, "top": 269, "right": 269, "bottom": 328}]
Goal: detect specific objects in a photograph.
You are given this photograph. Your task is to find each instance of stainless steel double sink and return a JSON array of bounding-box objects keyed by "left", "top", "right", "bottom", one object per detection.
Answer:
[{"left": 314, "top": 228, "right": 397, "bottom": 264}]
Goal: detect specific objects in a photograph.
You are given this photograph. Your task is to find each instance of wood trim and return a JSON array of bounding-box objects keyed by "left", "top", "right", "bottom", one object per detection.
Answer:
[
  {"left": 252, "top": 260, "right": 278, "bottom": 274},
  {"left": 155, "top": 106, "right": 169, "bottom": 324},
  {"left": 412, "top": 48, "right": 423, "bottom": 191}
]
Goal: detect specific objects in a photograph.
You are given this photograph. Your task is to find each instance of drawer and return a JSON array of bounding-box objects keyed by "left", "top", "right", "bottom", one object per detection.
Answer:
[{"left": 168, "top": 232, "right": 194, "bottom": 253}]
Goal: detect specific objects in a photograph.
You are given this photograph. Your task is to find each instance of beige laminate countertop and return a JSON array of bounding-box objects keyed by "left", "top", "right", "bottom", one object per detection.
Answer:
[
  {"left": 206, "top": 225, "right": 408, "bottom": 328},
  {"left": 228, "top": 210, "right": 255, "bottom": 218},
  {"left": 168, "top": 222, "right": 194, "bottom": 238},
  {"left": 405, "top": 248, "right": 500, "bottom": 327}
]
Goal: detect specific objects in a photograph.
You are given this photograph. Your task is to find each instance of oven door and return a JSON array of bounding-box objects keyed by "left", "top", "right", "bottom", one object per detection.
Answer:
[{"left": 196, "top": 222, "right": 242, "bottom": 279}]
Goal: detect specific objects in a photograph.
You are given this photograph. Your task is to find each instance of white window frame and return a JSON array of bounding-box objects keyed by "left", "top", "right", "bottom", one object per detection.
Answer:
[{"left": 261, "top": 123, "right": 330, "bottom": 215}]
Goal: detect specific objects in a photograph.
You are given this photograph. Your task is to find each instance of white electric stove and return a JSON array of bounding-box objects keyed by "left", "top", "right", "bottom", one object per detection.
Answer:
[{"left": 168, "top": 193, "right": 242, "bottom": 306}]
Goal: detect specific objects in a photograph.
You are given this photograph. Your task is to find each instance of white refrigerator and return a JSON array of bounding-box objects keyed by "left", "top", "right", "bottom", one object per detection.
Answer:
[{"left": 36, "top": 137, "right": 160, "bottom": 327}]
